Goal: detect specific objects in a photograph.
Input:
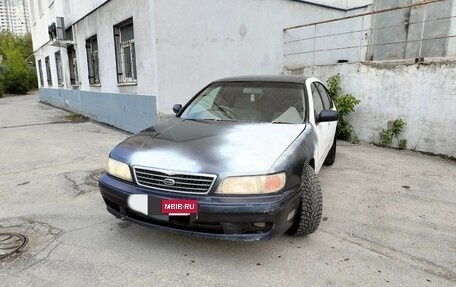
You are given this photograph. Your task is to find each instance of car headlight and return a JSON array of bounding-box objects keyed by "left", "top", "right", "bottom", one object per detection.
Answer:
[
  {"left": 107, "top": 158, "right": 132, "bottom": 182},
  {"left": 216, "top": 173, "right": 286, "bottom": 194}
]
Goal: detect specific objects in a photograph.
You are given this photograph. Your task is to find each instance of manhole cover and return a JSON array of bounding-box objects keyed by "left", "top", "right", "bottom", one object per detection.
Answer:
[{"left": 0, "top": 233, "right": 28, "bottom": 260}]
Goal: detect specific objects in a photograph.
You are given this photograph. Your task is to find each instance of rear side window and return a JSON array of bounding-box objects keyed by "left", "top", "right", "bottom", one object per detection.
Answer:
[
  {"left": 311, "top": 83, "right": 324, "bottom": 119},
  {"left": 315, "top": 82, "right": 332, "bottom": 109}
]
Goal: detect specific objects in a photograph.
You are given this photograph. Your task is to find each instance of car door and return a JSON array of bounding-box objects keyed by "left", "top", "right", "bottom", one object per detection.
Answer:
[
  {"left": 314, "top": 81, "right": 337, "bottom": 160},
  {"left": 306, "top": 79, "right": 329, "bottom": 173}
]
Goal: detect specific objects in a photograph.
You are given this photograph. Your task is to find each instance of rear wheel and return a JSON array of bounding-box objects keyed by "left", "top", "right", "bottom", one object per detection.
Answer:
[
  {"left": 286, "top": 165, "right": 322, "bottom": 236},
  {"left": 323, "top": 138, "right": 336, "bottom": 166}
]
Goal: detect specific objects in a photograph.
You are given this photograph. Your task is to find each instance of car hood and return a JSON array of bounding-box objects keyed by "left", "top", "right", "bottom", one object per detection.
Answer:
[{"left": 111, "top": 117, "right": 306, "bottom": 176}]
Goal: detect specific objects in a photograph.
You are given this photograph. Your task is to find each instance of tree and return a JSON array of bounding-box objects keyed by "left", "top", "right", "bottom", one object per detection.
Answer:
[{"left": 0, "top": 32, "right": 37, "bottom": 95}]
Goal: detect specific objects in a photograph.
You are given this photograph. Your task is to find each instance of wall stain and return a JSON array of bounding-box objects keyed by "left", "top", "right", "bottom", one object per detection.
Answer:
[{"left": 239, "top": 24, "right": 247, "bottom": 39}]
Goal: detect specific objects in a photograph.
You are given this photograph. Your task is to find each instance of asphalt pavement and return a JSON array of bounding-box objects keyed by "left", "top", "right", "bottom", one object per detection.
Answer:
[{"left": 0, "top": 94, "right": 455, "bottom": 286}]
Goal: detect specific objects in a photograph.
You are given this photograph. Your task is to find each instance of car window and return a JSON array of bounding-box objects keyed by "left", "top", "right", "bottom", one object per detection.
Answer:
[
  {"left": 181, "top": 82, "right": 306, "bottom": 124},
  {"left": 185, "top": 87, "right": 220, "bottom": 117},
  {"left": 311, "top": 83, "right": 324, "bottom": 119},
  {"left": 315, "top": 82, "right": 332, "bottom": 110}
]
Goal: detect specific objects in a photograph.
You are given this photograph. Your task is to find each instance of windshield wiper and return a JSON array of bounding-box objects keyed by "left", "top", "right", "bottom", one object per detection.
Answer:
[
  {"left": 187, "top": 118, "right": 238, "bottom": 122},
  {"left": 271, "top": 121, "right": 293, "bottom": 124},
  {"left": 212, "top": 104, "right": 234, "bottom": 119},
  {"left": 212, "top": 118, "right": 241, "bottom": 122}
]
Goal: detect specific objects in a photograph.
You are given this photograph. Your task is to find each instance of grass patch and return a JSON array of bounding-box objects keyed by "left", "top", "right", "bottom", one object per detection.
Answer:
[{"left": 64, "top": 112, "right": 88, "bottom": 122}]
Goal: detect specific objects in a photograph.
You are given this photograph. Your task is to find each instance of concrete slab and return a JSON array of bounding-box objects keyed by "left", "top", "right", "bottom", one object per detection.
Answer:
[{"left": 0, "top": 94, "right": 455, "bottom": 286}]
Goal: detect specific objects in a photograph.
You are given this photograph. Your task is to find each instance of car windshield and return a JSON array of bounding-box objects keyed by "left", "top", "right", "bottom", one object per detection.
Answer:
[{"left": 180, "top": 82, "right": 306, "bottom": 124}]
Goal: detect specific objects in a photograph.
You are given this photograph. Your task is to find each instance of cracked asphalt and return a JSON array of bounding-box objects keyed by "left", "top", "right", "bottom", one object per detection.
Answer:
[{"left": 0, "top": 94, "right": 455, "bottom": 286}]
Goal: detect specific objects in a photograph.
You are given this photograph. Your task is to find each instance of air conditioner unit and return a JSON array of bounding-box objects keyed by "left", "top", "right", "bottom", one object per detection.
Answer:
[{"left": 49, "top": 17, "right": 74, "bottom": 48}]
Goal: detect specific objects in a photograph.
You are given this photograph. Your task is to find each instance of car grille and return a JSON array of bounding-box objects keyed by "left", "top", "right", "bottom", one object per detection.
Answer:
[{"left": 133, "top": 167, "right": 216, "bottom": 194}]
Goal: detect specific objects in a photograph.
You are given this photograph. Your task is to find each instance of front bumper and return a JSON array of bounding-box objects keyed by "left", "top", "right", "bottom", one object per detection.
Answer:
[{"left": 99, "top": 173, "right": 301, "bottom": 241}]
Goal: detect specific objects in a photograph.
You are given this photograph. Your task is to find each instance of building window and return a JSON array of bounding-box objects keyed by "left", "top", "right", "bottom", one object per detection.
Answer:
[
  {"left": 67, "top": 45, "right": 78, "bottom": 86},
  {"left": 114, "top": 18, "right": 137, "bottom": 83},
  {"left": 86, "top": 36, "right": 100, "bottom": 85},
  {"left": 45, "top": 56, "right": 52, "bottom": 86},
  {"left": 38, "top": 59, "right": 44, "bottom": 87},
  {"left": 55, "top": 51, "right": 63, "bottom": 86}
]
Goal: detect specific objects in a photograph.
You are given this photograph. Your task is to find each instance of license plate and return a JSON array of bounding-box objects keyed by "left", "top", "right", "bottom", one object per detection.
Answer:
[
  {"left": 127, "top": 195, "right": 198, "bottom": 217},
  {"left": 161, "top": 199, "right": 198, "bottom": 216}
]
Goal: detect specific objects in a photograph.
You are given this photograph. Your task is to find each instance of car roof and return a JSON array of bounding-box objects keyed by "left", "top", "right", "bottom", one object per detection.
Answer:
[{"left": 212, "top": 75, "right": 308, "bottom": 84}]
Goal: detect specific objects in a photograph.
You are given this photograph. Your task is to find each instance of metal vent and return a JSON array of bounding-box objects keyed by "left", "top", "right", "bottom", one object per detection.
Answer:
[{"left": 133, "top": 167, "right": 216, "bottom": 194}]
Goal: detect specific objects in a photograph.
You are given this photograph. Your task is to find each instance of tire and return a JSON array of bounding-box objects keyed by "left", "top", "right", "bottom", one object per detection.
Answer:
[
  {"left": 323, "top": 138, "right": 336, "bottom": 166},
  {"left": 286, "top": 165, "right": 322, "bottom": 236}
]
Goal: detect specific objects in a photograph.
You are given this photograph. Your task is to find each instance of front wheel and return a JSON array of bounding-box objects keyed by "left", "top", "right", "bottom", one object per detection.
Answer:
[{"left": 286, "top": 165, "right": 322, "bottom": 236}]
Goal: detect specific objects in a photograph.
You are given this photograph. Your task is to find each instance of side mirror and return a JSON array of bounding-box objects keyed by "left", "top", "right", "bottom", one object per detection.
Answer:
[
  {"left": 173, "top": 104, "right": 182, "bottom": 114},
  {"left": 317, "top": 110, "right": 338, "bottom": 122}
]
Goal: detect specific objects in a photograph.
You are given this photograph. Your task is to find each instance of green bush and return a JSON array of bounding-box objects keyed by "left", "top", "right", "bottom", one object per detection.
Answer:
[
  {"left": 3, "top": 71, "right": 29, "bottom": 94},
  {"left": 326, "top": 74, "right": 361, "bottom": 143},
  {"left": 398, "top": 139, "right": 407, "bottom": 150},
  {"left": 2, "top": 49, "right": 30, "bottom": 94},
  {"left": 378, "top": 118, "right": 407, "bottom": 149}
]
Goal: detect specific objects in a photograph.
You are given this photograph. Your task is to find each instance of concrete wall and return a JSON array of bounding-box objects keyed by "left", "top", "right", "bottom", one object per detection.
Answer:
[
  {"left": 39, "top": 88, "right": 157, "bottom": 133},
  {"left": 286, "top": 59, "right": 456, "bottom": 157},
  {"left": 154, "top": 0, "right": 346, "bottom": 113}
]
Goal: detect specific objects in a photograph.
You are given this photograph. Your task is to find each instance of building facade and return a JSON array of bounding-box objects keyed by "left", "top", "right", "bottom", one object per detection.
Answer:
[
  {"left": 0, "top": 0, "right": 31, "bottom": 35},
  {"left": 31, "top": 0, "right": 354, "bottom": 133}
]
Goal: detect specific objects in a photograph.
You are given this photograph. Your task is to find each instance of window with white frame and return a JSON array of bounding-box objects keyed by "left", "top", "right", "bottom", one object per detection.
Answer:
[
  {"left": 86, "top": 35, "right": 100, "bottom": 85},
  {"left": 113, "top": 18, "right": 137, "bottom": 83}
]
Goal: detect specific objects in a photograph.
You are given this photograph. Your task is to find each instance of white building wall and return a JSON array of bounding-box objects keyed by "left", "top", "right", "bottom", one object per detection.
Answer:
[
  {"left": 61, "top": 0, "right": 107, "bottom": 25},
  {"left": 29, "top": 0, "right": 60, "bottom": 51},
  {"left": 31, "top": 0, "right": 159, "bottom": 132},
  {"left": 32, "top": 0, "right": 158, "bottom": 96},
  {"left": 70, "top": 0, "right": 158, "bottom": 96},
  {"left": 154, "top": 0, "right": 346, "bottom": 113}
]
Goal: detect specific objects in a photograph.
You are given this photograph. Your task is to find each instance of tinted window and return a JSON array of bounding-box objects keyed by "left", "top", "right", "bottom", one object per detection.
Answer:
[
  {"left": 315, "top": 82, "right": 332, "bottom": 109},
  {"left": 181, "top": 82, "right": 305, "bottom": 124},
  {"left": 311, "top": 83, "right": 324, "bottom": 119}
]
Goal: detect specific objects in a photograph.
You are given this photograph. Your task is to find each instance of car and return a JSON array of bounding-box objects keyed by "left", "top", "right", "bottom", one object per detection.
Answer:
[{"left": 99, "top": 75, "right": 338, "bottom": 241}]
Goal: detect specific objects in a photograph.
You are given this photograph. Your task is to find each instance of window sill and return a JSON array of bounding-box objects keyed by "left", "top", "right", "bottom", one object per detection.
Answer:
[
  {"left": 90, "top": 84, "right": 102, "bottom": 87},
  {"left": 117, "top": 82, "right": 137, "bottom": 87}
]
